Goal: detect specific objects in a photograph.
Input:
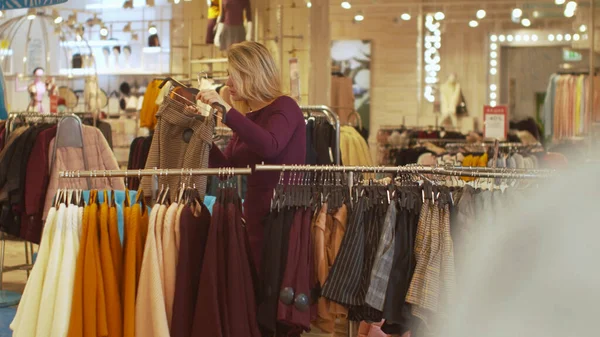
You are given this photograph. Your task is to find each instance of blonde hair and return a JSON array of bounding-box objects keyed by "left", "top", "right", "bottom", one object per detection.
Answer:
[{"left": 227, "top": 41, "right": 283, "bottom": 102}]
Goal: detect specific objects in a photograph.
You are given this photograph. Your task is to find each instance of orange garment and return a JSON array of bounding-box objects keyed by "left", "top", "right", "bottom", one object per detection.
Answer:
[
  {"left": 99, "top": 193, "right": 123, "bottom": 337},
  {"left": 123, "top": 195, "right": 139, "bottom": 337},
  {"left": 140, "top": 80, "right": 161, "bottom": 130},
  {"left": 312, "top": 203, "right": 348, "bottom": 333},
  {"left": 67, "top": 202, "right": 90, "bottom": 337},
  {"left": 108, "top": 203, "right": 123, "bottom": 290}
]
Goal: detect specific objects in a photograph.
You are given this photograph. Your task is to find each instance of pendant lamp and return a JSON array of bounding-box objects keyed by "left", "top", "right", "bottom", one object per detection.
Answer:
[{"left": 0, "top": 0, "right": 69, "bottom": 10}]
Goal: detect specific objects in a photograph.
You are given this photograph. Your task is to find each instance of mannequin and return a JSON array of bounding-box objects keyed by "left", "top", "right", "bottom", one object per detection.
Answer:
[
  {"left": 112, "top": 45, "right": 121, "bottom": 70},
  {"left": 102, "top": 47, "right": 110, "bottom": 68},
  {"left": 27, "top": 67, "right": 54, "bottom": 114},
  {"left": 214, "top": 0, "right": 253, "bottom": 51},
  {"left": 439, "top": 73, "right": 461, "bottom": 127},
  {"left": 206, "top": 0, "right": 220, "bottom": 44},
  {"left": 123, "top": 46, "right": 132, "bottom": 68},
  {"left": 84, "top": 76, "right": 100, "bottom": 112}
]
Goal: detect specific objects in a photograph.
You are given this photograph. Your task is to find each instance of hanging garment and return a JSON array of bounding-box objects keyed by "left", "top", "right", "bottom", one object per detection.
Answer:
[
  {"left": 364, "top": 203, "right": 397, "bottom": 311},
  {"left": 49, "top": 203, "right": 82, "bottom": 336},
  {"left": 405, "top": 199, "right": 456, "bottom": 332},
  {"left": 22, "top": 125, "right": 57, "bottom": 244},
  {"left": 10, "top": 207, "right": 59, "bottom": 336},
  {"left": 171, "top": 202, "right": 211, "bottom": 337},
  {"left": 191, "top": 188, "right": 261, "bottom": 337},
  {"left": 99, "top": 193, "right": 123, "bottom": 337},
  {"left": 135, "top": 202, "right": 169, "bottom": 337},
  {"left": 276, "top": 208, "right": 313, "bottom": 334},
  {"left": 140, "top": 79, "right": 162, "bottom": 130},
  {"left": 312, "top": 203, "right": 348, "bottom": 333},
  {"left": 163, "top": 202, "right": 180, "bottom": 327},
  {"left": 381, "top": 188, "right": 422, "bottom": 336},
  {"left": 44, "top": 125, "right": 124, "bottom": 219},
  {"left": 257, "top": 207, "right": 295, "bottom": 334},
  {"left": 123, "top": 196, "right": 149, "bottom": 337},
  {"left": 141, "top": 96, "right": 214, "bottom": 201},
  {"left": 34, "top": 204, "right": 69, "bottom": 336}
]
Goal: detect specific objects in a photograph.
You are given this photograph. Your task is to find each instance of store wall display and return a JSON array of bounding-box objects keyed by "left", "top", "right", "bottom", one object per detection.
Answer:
[{"left": 331, "top": 39, "right": 372, "bottom": 133}]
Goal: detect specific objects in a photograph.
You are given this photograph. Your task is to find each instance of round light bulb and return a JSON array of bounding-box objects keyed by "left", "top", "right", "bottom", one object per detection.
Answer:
[
  {"left": 491, "top": 35, "right": 498, "bottom": 42},
  {"left": 555, "top": 0, "right": 566, "bottom": 4},
  {"left": 341, "top": 1, "right": 351, "bottom": 9},
  {"left": 532, "top": 34, "right": 539, "bottom": 41},
  {"left": 476, "top": 9, "right": 486, "bottom": 19},
  {"left": 574, "top": 34, "right": 580, "bottom": 41},
  {"left": 469, "top": 20, "right": 479, "bottom": 28},
  {"left": 434, "top": 12, "right": 445, "bottom": 20},
  {"left": 548, "top": 34, "right": 555, "bottom": 41},
  {"left": 401, "top": 13, "right": 411, "bottom": 21},
  {"left": 579, "top": 24, "right": 587, "bottom": 32},
  {"left": 307, "top": 1, "right": 312, "bottom": 8},
  {"left": 521, "top": 18, "right": 531, "bottom": 27},
  {"left": 512, "top": 8, "right": 523, "bottom": 18},
  {"left": 490, "top": 84, "right": 497, "bottom": 91},
  {"left": 354, "top": 13, "right": 364, "bottom": 21}
]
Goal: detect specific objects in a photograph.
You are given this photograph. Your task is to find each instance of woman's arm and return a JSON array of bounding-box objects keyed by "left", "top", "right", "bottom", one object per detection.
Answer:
[{"left": 224, "top": 98, "right": 300, "bottom": 159}]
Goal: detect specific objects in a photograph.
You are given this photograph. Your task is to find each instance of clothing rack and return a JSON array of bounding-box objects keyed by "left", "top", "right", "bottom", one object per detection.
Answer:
[
  {"left": 300, "top": 105, "right": 341, "bottom": 165},
  {"left": 58, "top": 167, "right": 253, "bottom": 178},
  {"left": 444, "top": 142, "right": 543, "bottom": 149},
  {"left": 254, "top": 164, "right": 554, "bottom": 179}
]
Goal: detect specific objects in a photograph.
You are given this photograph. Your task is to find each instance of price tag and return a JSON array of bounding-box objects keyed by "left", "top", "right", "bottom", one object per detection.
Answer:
[{"left": 483, "top": 105, "right": 507, "bottom": 140}]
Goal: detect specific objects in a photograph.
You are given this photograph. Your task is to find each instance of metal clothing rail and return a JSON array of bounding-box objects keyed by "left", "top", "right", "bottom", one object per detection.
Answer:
[
  {"left": 59, "top": 167, "right": 253, "bottom": 178},
  {"left": 254, "top": 164, "right": 554, "bottom": 179},
  {"left": 300, "top": 105, "right": 341, "bottom": 165},
  {"left": 445, "top": 142, "right": 543, "bottom": 148}
]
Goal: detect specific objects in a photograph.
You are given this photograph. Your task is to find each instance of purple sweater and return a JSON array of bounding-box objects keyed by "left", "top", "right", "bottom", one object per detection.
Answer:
[{"left": 209, "top": 96, "right": 306, "bottom": 270}]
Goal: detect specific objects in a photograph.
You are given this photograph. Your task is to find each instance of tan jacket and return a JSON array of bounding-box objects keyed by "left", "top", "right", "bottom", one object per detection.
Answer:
[{"left": 312, "top": 203, "right": 348, "bottom": 333}]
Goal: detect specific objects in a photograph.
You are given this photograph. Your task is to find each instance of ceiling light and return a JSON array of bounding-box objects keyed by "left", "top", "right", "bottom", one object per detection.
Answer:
[
  {"left": 532, "top": 10, "right": 540, "bottom": 18},
  {"left": 574, "top": 33, "right": 580, "bottom": 41},
  {"left": 565, "top": 34, "right": 572, "bottom": 41},
  {"left": 100, "top": 25, "right": 109, "bottom": 37},
  {"left": 507, "top": 35, "right": 514, "bottom": 42},
  {"left": 523, "top": 34, "right": 530, "bottom": 41},
  {"left": 354, "top": 13, "right": 364, "bottom": 21},
  {"left": 521, "top": 18, "right": 531, "bottom": 27},
  {"left": 499, "top": 35, "right": 506, "bottom": 42},
  {"left": 307, "top": 1, "right": 312, "bottom": 8},
  {"left": 548, "top": 34, "right": 555, "bottom": 41},
  {"left": 173, "top": 0, "right": 181, "bottom": 3},
  {"left": 490, "top": 35, "right": 498, "bottom": 42},
  {"left": 564, "top": 9, "right": 575, "bottom": 17},
  {"left": 401, "top": 13, "right": 411, "bottom": 20},
  {"left": 515, "top": 35, "right": 522, "bottom": 41},
  {"left": 579, "top": 24, "right": 586, "bottom": 32},
  {"left": 434, "top": 12, "right": 445, "bottom": 20},
  {"left": 490, "top": 43, "right": 498, "bottom": 50},
  {"left": 469, "top": 20, "right": 479, "bottom": 28},
  {"left": 490, "top": 92, "right": 497, "bottom": 99},
  {"left": 476, "top": 9, "right": 486, "bottom": 19},
  {"left": 27, "top": 8, "right": 36, "bottom": 20},
  {"left": 491, "top": 60, "right": 497, "bottom": 67},
  {"left": 490, "top": 84, "right": 497, "bottom": 91},
  {"left": 565, "top": 1, "right": 577, "bottom": 10},
  {"left": 556, "top": 34, "right": 563, "bottom": 41},
  {"left": 555, "top": 0, "right": 566, "bottom": 4},
  {"left": 341, "top": 1, "right": 351, "bottom": 9},
  {"left": 490, "top": 68, "right": 497, "bottom": 75},
  {"left": 490, "top": 51, "right": 497, "bottom": 58},
  {"left": 532, "top": 34, "right": 538, "bottom": 41},
  {"left": 512, "top": 8, "right": 523, "bottom": 18},
  {"left": 148, "top": 24, "right": 158, "bottom": 35}
]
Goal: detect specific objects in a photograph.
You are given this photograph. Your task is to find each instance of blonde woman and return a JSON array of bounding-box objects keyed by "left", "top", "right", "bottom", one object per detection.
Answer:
[{"left": 197, "top": 41, "right": 306, "bottom": 272}]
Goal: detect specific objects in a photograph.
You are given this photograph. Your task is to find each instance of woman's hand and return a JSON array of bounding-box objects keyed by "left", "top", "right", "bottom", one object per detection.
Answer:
[{"left": 197, "top": 89, "right": 232, "bottom": 116}]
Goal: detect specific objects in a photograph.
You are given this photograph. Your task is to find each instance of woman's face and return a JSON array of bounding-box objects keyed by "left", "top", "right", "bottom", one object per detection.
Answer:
[{"left": 226, "top": 72, "right": 242, "bottom": 101}]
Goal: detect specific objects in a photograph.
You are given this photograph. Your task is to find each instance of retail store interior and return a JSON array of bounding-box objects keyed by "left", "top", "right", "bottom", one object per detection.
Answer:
[{"left": 0, "top": 0, "right": 598, "bottom": 336}]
